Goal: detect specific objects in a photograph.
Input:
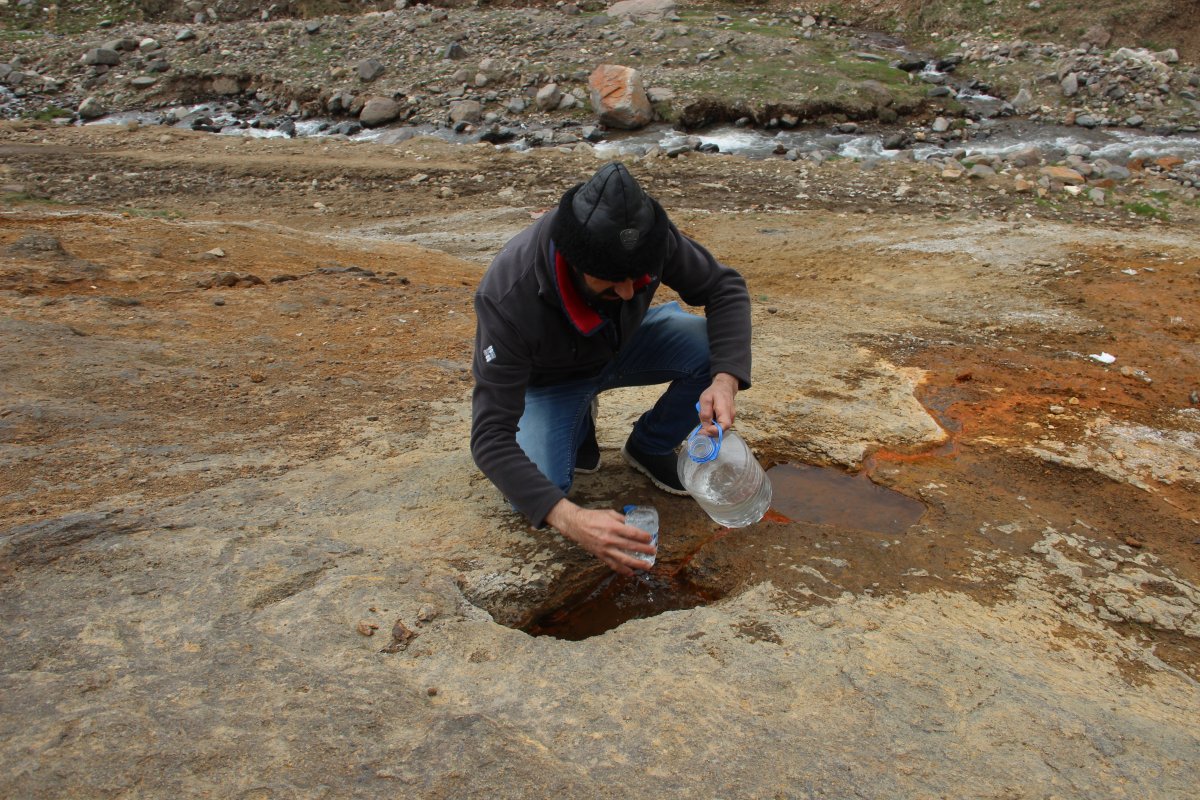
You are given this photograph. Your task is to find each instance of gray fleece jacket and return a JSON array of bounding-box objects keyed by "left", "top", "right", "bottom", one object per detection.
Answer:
[{"left": 470, "top": 208, "right": 752, "bottom": 527}]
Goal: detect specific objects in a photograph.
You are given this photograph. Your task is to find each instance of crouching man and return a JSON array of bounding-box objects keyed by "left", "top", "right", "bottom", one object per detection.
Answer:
[{"left": 470, "top": 163, "right": 752, "bottom": 575}]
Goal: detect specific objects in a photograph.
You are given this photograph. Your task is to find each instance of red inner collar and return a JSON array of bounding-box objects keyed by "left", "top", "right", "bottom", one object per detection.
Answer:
[
  {"left": 553, "top": 248, "right": 654, "bottom": 336},
  {"left": 554, "top": 248, "right": 605, "bottom": 335}
]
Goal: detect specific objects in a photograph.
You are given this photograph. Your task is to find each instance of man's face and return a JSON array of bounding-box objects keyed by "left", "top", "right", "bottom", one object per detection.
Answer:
[{"left": 580, "top": 273, "right": 637, "bottom": 302}]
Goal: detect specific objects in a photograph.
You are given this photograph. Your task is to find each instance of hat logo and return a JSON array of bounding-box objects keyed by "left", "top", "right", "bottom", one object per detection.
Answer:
[{"left": 619, "top": 228, "right": 640, "bottom": 251}]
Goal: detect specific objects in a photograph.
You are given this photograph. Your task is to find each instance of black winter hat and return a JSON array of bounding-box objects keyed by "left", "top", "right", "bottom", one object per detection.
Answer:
[{"left": 550, "top": 163, "right": 670, "bottom": 281}]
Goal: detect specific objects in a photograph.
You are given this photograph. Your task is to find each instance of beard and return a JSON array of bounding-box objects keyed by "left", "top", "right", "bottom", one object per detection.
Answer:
[{"left": 571, "top": 266, "right": 624, "bottom": 309}]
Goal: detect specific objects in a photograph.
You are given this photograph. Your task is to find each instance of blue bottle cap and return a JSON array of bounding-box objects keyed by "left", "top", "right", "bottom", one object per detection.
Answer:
[{"left": 687, "top": 401, "right": 724, "bottom": 463}]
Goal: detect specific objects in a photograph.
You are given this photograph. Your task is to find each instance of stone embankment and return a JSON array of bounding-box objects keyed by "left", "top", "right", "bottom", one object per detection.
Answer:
[{"left": 3, "top": 4, "right": 1198, "bottom": 135}]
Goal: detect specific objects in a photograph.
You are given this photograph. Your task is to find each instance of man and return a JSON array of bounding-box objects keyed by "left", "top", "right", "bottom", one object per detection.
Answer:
[{"left": 471, "top": 162, "right": 752, "bottom": 575}]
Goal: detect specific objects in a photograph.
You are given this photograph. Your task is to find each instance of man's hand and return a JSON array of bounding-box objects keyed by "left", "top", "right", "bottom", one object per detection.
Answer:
[
  {"left": 697, "top": 372, "right": 739, "bottom": 436},
  {"left": 545, "top": 499, "right": 656, "bottom": 576}
]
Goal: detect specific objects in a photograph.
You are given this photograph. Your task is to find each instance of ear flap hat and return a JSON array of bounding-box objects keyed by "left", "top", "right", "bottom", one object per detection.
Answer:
[{"left": 550, "top": 162, "right": 670, "bottom": 281}]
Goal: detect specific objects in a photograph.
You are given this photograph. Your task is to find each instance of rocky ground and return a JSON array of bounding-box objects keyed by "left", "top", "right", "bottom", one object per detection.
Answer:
[{"left": 3, "top": 2, "right": 1200, "bottom": 799}]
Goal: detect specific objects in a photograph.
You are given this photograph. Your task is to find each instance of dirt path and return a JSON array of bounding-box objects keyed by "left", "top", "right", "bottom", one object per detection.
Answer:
[{"left": 2, "top": 125, "right": 1198, "bottom": 797}]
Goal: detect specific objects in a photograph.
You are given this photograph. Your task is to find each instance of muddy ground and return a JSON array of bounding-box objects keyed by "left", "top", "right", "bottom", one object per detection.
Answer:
[{"left": 1, "top": 122, "right": 1199, "bottom": 797}]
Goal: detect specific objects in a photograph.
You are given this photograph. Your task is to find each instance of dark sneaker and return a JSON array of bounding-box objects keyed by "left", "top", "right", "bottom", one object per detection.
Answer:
[
  {"left": 574, "top": 399, "right": 601, "bottom": 474},
  {"left": 622, "top": 437, "right": 688, "bottom": 496},
  {"left": 575, "top": 425, "right": 601, "bottom": 474}
]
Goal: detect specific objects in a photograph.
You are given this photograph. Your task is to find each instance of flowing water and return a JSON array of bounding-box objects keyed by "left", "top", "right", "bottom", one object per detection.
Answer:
[{"left": 85, "top": 104, "right": 1200, "bottom": 168}]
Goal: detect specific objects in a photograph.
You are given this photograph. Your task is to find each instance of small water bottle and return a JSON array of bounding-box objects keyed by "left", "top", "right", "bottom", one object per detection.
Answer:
[{"left": 622, "top": 504, "right": 659, "bottom": 567}]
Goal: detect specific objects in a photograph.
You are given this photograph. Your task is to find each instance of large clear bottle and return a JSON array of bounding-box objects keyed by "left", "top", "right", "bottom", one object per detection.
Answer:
[{"left": 676, "top": 418, "right": 772, "bottom": 528}]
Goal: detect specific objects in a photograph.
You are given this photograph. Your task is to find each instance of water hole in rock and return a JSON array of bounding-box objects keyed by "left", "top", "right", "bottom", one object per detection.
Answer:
[
  {"left": 524, "top": 569, "right": 725, "bottom": 641},
  {"left": 524, "top": 464, "right": 926, "bottom": 640}
]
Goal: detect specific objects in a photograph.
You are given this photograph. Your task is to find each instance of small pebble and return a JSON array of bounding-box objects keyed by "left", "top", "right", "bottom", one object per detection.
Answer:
[
  {"left": 213, "top": 297, "right": 226, "bottom": 306},
  {"left": 427, "top": 686, "right": 438, "bottom": 696}
]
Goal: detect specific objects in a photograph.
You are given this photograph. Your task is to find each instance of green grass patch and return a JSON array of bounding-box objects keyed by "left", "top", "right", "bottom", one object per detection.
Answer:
[
  {"left": 674, "top": 37, "right": 923, "bottom": 108},
  {"left": 4, "top": 0, "right": 148, "bottom": 34},
  {"left": 1123, "top": 201, "right": 1169, "bottom": 221},
  {"left": 29, "top": 106, "right": 72, "bottom": 122},
  {"left": 711, "top": 17, "right": 796, "bottom": 39},
  {"left": 0, "top": 30, "right": 41, "bottom": 42},
  {"left": 1, "top": 192, "right": 64, "bottom": 207}
]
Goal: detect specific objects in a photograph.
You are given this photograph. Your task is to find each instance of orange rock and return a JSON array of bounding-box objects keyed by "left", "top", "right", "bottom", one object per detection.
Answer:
[
  {"left": 588, "top": 64, "right": 653, "bottom": 130},
  {"left": 1155, "top": 156, "right": 1185, "bottom": 170},
  {"left": 1039, "top": 165, "right": 1086, "bottom": 185}
]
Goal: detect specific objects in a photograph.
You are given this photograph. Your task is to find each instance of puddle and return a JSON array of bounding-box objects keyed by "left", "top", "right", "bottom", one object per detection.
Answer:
[
  {"left": 766, "top": 464, "right": 926, "bottom": 534},
  {"left": 524, "top": 568, "right": 724, "bottom": 641},
  {"left": 522, "top": 464, "right": 925, "bottom": 639}
]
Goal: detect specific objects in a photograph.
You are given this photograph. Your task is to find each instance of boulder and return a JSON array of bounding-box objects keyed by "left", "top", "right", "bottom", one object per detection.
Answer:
[
  {"left": 1012, "top": 85, "right": 1034, "bottom": 113},
  {"left": 82, "top": 48, "right": 121, "bottom": 67},
  {"left": 588, "top": 64, "right": 653, "bottom": 130},
  {"left": 1079, "top": 25, "right": 1111, "bottom": 49},
  {"left": 535, "top": 83, "right": 562, "bottom": 111},
  {"left": 212, "top": 76, "right": 240, "bottom": 95},
  {"left": 1039, "top": 166, "right": 1086, "bottom": 185},
  {"left": 1006, "top": 146, "right": 1043, "bottom": 168},
  {"left": 357, "top": 58, "right": 385, "bottom": 82},
  {"left": 857, "top": 80, "right": 894, "bottom": 108},
  {"left": 326, "top": 92, "right": 355, "bottom": 114},
  {"left": 449, "top": 99, "right": 483, "bottom": 124},
  {"left": 606, "top": 0, "right": 675, "bottom": 21},
  {"left": 102, "top": 38, "right": 139, "bottom": 52},
  {"left": 359, "top": 97, "right": 401, "bottom": 127},
  {"left": 77, "top": 97, "right": 106, "bottom": 119}
]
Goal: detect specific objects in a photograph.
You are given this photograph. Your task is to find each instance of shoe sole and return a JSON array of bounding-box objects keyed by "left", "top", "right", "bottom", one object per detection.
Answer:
[
  {"left": 574, "top": 460, "right": 601, "bottom": 475},
  {"left": 621, "top": 446, "right": 690, "bottom": 496}
]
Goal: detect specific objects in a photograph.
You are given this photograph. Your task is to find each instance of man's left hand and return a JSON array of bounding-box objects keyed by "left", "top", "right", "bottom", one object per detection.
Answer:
[{"left": 697, "top": 372, "right": 739, "bottom": 436}]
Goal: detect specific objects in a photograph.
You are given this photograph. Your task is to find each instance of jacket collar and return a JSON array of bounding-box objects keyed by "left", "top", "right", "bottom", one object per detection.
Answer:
[{"left": 550, "top": 241, "right": 653, "bottom": 336}]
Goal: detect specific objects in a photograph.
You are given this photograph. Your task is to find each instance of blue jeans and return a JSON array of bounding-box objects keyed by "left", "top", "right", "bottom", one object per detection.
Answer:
[{"left": 515, "top": 302, "right": 711, "bottom": 496}]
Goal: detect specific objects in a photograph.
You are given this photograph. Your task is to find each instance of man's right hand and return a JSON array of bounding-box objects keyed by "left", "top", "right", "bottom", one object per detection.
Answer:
[{"left": 545, "top": 499, "right": 656, "bottom": 576}]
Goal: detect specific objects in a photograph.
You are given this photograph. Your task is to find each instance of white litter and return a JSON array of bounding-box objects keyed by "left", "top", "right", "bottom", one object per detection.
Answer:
[
  {"left": 1121, "top": 268, "right": 1138, "bottom": 275},
  {"left": 1089, "top": 352, "right": 1117, "bottom": 364}
]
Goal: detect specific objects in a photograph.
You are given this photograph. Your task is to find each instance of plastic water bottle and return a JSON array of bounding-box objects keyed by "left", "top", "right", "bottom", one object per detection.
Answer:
[
  {"left": 676, "top": 410, "right": 772, "bottom": 528},
  {"left": 622, "top": 504, "right": 659, "bottom": 567}
]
